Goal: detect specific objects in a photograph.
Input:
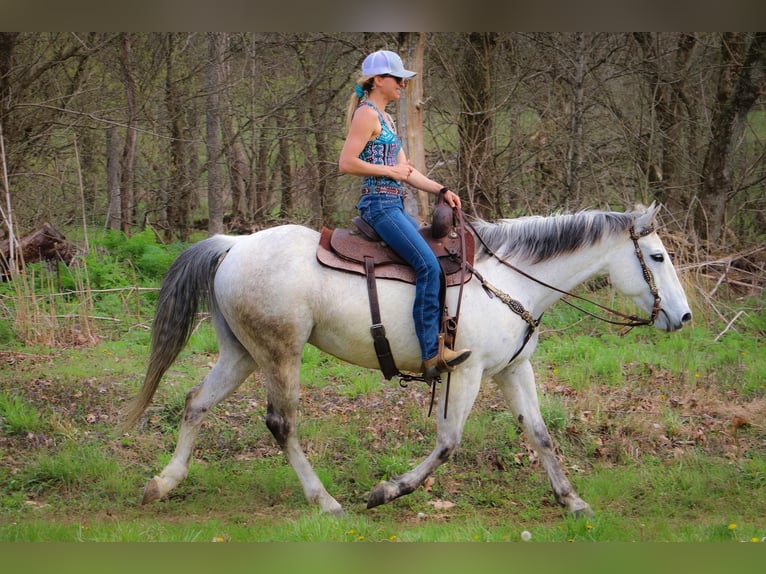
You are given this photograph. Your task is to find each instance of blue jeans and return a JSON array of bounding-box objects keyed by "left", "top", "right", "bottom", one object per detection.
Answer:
[{"left": 357, "top": 194, "right": 441, "bottom": 360}]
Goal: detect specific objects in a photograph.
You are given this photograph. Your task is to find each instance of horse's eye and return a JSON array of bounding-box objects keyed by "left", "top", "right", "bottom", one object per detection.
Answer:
[{"left": 650, "top": 253, "right": 664, "bottom": 263}]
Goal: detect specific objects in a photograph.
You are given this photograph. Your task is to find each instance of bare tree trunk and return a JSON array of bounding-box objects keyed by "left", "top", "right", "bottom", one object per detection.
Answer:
[
  {"left": 565, "top": 32, "right": 586, "bottom": 204},
  {"left": 222, "top": 109, "right": 248, "bottom": 223},
  {"left": 119, "top": 33, "right": 138, "bottom": 235},
  {"left": 206, "top": 32, "right": 226, "bottom": 235},
  {"left": 456, "top": 32, "right": 498, "bottom": 218},
  {"left": 253, "top": 124, "right": 271, "bottom": 222},
  {"left": 307, "top": 102, "right": 332, "bottom": 227},
  {"left": 163, "top": 33, "right": 196, "bottom": 241},
  {"left": 118, "top": 34, "right": 138, "bottom": 234},
  {"left": 398, "top": 32, "right": 428, "bottom": 221},
  {"left": 220, "top": 49, "right": 248, "bottom": 224},
  {"left": 119, "top": 128, "right": 137, "bottom": 236},
  {"left": 78, "top": 124, "right": 97, "bottom": 223},
  {"left": 698, "top": 32, "right": 766, "bottom": 246},
  {"left": 162, "top": 34, "right": 177, "bottom": 238},
  {"left": 0, "top": 33, "right": 19, "bottom": 247},
  {"left": 0, "top": 34, "right": 17, "bottom": 110},
  {"left": 0, "top": 120, "right": 18, "bottom": 274},
  {"left": 276, "top": 113, "right": 293, "bottom": 218},
  {"left": 105, "top": 126, "right": 121, "bottom": 231},
  {"left": 245, "top": 35, "right": 260, "bottom": 223}
]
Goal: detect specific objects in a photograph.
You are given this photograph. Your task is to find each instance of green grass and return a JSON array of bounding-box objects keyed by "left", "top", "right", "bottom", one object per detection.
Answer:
[
  {"left": 0, "top": 391, "right": 44, "bottom": 435},
  {"left": 17, "top": 442, "right": 132, "bottom": 502},
  {"left": 300, "top": 344, "right": 384, "bottom": 397},
  {"left": 535, "top": 300, "right": 765, "bottom": 395},
  {"left": 2, "top": 454, "right": 764, "bottom": 543}
]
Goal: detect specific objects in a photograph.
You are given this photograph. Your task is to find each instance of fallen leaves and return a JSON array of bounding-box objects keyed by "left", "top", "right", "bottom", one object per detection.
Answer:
[{"left": 423, "top": 476, "right": 436, "bottom": 491}]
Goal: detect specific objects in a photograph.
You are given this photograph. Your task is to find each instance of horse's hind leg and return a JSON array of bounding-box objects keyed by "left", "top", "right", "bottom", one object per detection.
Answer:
[
  {"left": 142, "top": 322, "right": 255, "bottom": 505},
  {"left": 262, "top": 353, "right": 344, "bottom": 516},
  {"left": 495, "top": 359, "right": 593, "bottom": 517}
]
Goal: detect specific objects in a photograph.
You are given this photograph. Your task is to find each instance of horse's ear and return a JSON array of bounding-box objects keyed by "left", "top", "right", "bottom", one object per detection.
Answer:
[{"left": 634, "top": 201, "right": 659, "bottom": 233}]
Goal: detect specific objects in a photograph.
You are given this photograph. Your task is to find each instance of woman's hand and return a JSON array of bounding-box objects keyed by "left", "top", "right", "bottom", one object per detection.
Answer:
[
  {"left": 442, "top": 189, "right": 462, "bottom": 210},
  {"left": 389, "top": 161, "right": 414, "bottom": 181}
]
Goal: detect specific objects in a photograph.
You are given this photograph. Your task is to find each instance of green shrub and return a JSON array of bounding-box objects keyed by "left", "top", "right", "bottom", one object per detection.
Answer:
[{"left": 99, "top": 228, "right": 186, "bottom": 283}]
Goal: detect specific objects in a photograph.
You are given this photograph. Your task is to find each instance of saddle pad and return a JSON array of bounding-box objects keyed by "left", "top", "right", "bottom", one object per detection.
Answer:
[{"left": 317, "top": 226, "right": 474, "bottom": 287}]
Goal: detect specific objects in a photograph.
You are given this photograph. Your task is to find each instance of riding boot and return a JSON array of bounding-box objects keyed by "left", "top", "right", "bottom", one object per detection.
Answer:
[{"left": 421, "top": 333, "right": 471, "bottom": 379}]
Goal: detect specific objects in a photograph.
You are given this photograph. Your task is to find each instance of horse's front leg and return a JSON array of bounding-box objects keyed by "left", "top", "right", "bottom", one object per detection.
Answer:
[
  {"left": 367, "top": 367, "right": 482, "bottom": 508},
  {"left": 495, "top": 359, "right": 593, "bottom": 517}
]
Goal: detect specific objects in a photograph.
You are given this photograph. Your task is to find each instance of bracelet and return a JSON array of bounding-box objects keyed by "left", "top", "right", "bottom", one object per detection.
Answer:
[{"left": 438, "top": 186, "right": 450, "bottom": 195}]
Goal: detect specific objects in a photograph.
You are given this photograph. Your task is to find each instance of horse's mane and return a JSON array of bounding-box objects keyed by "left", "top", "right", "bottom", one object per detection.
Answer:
[{"left": 471, "top": 209, "right": 638, "bottom": 264}]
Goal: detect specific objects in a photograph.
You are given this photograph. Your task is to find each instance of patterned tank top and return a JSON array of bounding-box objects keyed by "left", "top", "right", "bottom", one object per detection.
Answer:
[{"left": 358, "top": 101, "right": 405, "bottom": 196}]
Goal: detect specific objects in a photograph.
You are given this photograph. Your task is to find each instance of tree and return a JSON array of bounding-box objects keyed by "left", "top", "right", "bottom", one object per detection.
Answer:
[
  {"left": 118, "top": 33, "right": 138, "bottom": 235},
  {"left": 633, "top": 32, "right": 698, "bottom": 215},
  {"left": 206, "top": 32, "right": 226, "bottom": 235},
  {"left": 396, "top": 32, "right": 429, "bottom": 221},
  {"left": 565, "top": 32, "right": 586, "bottom": 203},
  {"left": 105, "top": 125, "right": 121, "bottom": 231},
  {"left": 222, "top": 93, "right": 249, "bottom": 225},
  {"left": 0, "top": 33, "right": 103, "bottom": 232},
  {"left": 0, "top": 33, "right": 19, "bottom": 268},
  {"left": 698, "top": 32, "right": 766, "bottom": 246},
  {"left": 275, "top": 110, "right": 293, "bottom": 219},
  {"left": 0, "top": 32, "right": 762, "bottom": 258},
  {"left": 162, "top": 33, "right": 200, "bottom": 242},
  {"left": 455, "top": 33, "right": 499, "bottom": 218}
]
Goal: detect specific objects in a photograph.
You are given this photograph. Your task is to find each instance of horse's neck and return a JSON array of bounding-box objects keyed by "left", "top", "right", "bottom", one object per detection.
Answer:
[{"left": 492, "top": 241, "right": 614, "bottom": 316}]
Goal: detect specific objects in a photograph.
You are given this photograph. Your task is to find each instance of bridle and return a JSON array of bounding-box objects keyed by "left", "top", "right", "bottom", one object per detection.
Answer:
[
  {"left": 627, "top": 224, "right": 663, "bottom": 325},
  {"left": 462, "top": 215, "right": 662, "bottom": 334}
]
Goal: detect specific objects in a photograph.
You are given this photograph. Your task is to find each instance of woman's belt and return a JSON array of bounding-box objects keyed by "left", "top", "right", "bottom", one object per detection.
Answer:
[{"left": 361, "top": 185, "right": 405, "bottom": 196}]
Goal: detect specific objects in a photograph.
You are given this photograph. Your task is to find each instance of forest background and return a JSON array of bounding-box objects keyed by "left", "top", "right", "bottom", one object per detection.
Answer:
[
  {"left": 0, "top": 31, "right": 764, "bottom": 255},
  {"left": 0, "top": 32, "right": 765, "bottom": 550}
]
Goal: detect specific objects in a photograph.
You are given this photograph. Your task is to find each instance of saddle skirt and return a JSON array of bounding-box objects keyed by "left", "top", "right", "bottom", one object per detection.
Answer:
[{"left": 316, "top": 220, "right": 474, "bottom": 286}]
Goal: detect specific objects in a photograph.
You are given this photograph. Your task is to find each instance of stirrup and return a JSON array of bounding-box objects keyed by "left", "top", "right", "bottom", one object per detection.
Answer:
[{"left": 421, "top": 334, "right": 471, "bottom": 378}]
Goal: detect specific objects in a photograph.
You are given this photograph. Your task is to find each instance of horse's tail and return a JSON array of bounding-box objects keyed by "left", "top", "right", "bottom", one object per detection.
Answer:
[{"left": 119, "top": 235, "right": 238, "bottom": 431}]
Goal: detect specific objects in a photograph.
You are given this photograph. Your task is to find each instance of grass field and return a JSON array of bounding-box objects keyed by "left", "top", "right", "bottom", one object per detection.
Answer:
[{"left": 1, "top": 279, "right": 764, "bottom": 544}]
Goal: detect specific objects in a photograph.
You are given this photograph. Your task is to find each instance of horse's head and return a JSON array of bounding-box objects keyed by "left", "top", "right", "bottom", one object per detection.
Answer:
[{"left": 608, "top": 203, "right": 692, "bottom": 332}]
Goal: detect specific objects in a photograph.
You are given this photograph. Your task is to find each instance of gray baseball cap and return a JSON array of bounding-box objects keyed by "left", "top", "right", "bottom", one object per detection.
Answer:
[{"left": 362, "top": 50, "right": 416, "bottom": 79}]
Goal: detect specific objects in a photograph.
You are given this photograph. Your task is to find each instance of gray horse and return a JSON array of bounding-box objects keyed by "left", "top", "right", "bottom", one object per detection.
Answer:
[{"left": 123, "top": 204, "right": 691, "bottom": 517}]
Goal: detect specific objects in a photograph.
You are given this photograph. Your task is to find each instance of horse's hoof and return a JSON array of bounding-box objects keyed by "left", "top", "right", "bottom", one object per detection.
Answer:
[
  {"left": 141, "top": 477, "right": 163, "bottom": 505},
  {"left": 326, "top": 505, "right": 345, "bottom": 517},
  {"left": 570, "top": 501, "right": 594, "bottom": 518},
  {"left": 316, "top": 495, "right": 345, "bottom": 517},
  {"left": 367, "top": 480, "right": 396, "bottom": 509}
]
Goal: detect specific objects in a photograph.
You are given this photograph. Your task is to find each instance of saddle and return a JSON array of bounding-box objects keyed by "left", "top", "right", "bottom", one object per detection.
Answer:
[{"left": 316, "top": 216, "right": 474, "bottom": 286}]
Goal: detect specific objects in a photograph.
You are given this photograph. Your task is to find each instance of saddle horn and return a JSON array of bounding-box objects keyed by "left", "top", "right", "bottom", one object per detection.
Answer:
[{"left": 431, "top": 188, "right": 454, "bottom": 239}]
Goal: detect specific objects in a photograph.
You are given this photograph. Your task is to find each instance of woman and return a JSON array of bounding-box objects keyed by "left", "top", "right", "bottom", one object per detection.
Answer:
[{"left": 338, "top": 49, "right": 471, "bottom": 378}]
